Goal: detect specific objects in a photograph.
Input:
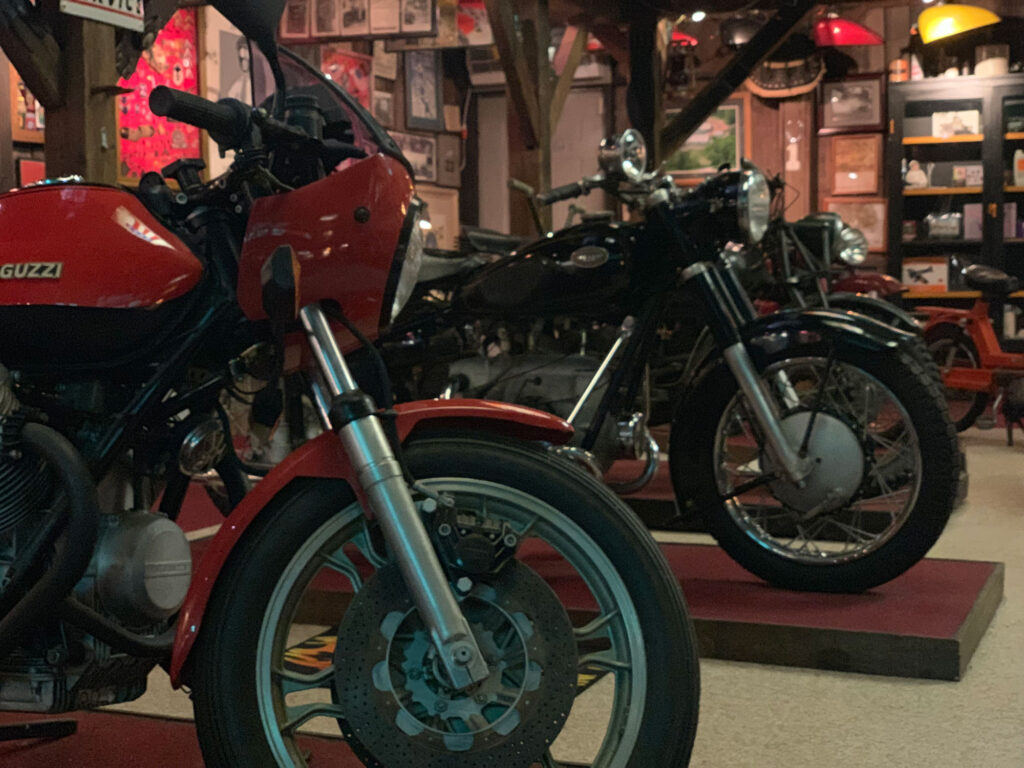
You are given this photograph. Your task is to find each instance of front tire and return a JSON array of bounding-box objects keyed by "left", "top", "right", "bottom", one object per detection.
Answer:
[
  {"left": 191, "top": 436, "right": 699, "bottom": 767},
  {"left": 671, "top": 342, "right": 957, "bottom": 592}
]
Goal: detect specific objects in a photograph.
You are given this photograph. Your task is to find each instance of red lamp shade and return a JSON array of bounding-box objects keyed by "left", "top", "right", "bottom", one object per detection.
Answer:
[{"left": 813, "top": 17, "right": 883, "bottom": 46}]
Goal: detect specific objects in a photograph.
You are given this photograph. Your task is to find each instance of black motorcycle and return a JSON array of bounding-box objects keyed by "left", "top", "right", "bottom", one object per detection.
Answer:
[{"left": 386, "top": 131, "right": 958, "bottom": 593}]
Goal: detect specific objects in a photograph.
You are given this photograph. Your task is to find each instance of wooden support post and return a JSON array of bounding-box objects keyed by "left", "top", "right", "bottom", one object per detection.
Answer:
[
  {"left": 550, "top": 24, "right": 588, "bottom": 135},
  {"left": 626, "top": 8, "right": 661, "bottom": 164},
  {"left": 43, "top": 16, "right": 119, "bottom": 183},
  {"left": 0, "top": 50, "right": 15, "bottom": 191}
]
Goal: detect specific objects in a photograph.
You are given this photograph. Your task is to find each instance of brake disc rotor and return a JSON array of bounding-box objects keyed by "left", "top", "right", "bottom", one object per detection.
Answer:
[{"left": 334, "top": 561, "right": 578, "bottom": 767}]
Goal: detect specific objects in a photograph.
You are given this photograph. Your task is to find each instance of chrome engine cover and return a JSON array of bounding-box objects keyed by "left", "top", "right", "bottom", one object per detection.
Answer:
[{"left": 76, "top": 510, "right": 192, "bottom": 626}]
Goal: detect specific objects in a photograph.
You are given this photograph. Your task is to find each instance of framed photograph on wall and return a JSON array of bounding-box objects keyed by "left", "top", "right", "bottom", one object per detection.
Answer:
[
  {"left": 338, "top": 0, "right": 370, "bottom": 36},
  {"left": 373, "top": 90, "right": 394, "bottom": 128},
  {"left": 436, "top": 132, "right": 461, "bottom": 187},
  {"left": 370, "top": 0, "right": 401, "bottom": 34},
  {"left": 9, "top": 64, "right": 45, "bottom": 144},
  {"left": 280, "top": 0, "right": 311, "bottom": 40},
  {"left": 416, "top": 184, "right": 460, "bottom": 250},
  {"left": 312, "top": 0, "right": 340, "bottom": 37},
  {"left": 320, "top": 46, "right": 373, "bottom": 111},
  {"left": 818, "top": 74, "right": 885, "bottom": 135},
  {"left": 392, "top": 131, "right": 437, "bottom": 183},
  {"left": 401, "top": 0, "right": 435, "bottom": 34},
  {"left": 405, "top": 50, "right": 444, "bottom": 131},
  {"left": 825, "top": 197, "right": 887, "bottom": 252},
  {"left": 664, "top": 94, "right": 751, "bottom": 185},
  {"left": 828, "top": 133, "right": 882, "bottom": 196},
  {"left": 117, "top": 8, "right": 202, "bottom": 184}
]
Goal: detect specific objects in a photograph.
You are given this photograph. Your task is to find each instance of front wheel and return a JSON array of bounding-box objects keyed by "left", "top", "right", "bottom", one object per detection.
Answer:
[
  {"left": 671, "top": 342, "right": 957, "bottom": 592},
  {"left": 191, "top": 436, "right": 699, "bottom": 767}
]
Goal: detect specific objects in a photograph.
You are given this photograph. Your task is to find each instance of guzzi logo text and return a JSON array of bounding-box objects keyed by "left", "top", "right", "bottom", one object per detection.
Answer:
[{"left": 0, "top": 263, "right": 63, "bottom": 279}]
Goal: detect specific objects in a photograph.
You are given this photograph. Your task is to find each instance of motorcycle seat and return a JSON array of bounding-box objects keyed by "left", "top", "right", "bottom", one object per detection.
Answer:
[
  {"left": 418, "top": 250, "right": 491, "bottom": 283},
  {"left": 963, "top": 264, "right": 1020, "bottom": 296},
  {"left": 462, "top": 226, "right": 526, "bottom": 255}
]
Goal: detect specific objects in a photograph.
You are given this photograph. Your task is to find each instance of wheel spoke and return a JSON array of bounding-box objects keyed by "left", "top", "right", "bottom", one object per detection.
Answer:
[
  {"left": 573, "top": 610, "right": 620, "bottom": 643},
  {"left": 281, "top": 701, "right": 346, "bottom": 733},
  {"left": 322, "top": 549, "right": 363, "bottom": 592},
  {"left": 350, "top": 522, "right": 387, "bottom": 570},
  {"left": 579, "top": 649, "right": 632, "bottom": 673}
]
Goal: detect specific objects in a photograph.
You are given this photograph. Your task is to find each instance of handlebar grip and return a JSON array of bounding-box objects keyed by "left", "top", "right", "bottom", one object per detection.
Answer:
[
  {"left": 150, "top": 86, "right": 248, "bottom": 144},
  {"left": 536, "top": 181, "right": 586, "bottom": 206}
]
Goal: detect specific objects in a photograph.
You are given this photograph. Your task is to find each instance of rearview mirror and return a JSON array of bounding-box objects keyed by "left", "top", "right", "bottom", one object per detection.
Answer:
[{"left": 212, "top": 0, "right": 285, "bottom": 60}]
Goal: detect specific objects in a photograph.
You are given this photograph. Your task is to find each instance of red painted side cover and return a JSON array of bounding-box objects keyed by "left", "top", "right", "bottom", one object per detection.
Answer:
[
  {"left": 832, "top": 272, "right": 905, "bottom": 297},
  {"left": 0, "top": 184, "right": 201, "bottom": 308},
  {"left": 917, "top": 307, "right": 970, "bottom": 329},
  {"left": 237, "top": 154, "right": 414, "bottom": 343},
  {"left": 169, "top": 399, "right": 573, "bottom": 684}
]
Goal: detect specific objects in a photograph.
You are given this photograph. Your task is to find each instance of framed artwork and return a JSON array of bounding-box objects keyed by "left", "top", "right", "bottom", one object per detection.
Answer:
[
  {"left": 373, "top": 40, "right": 398, "bottom": 80},
  {"left": 931, "top": 110, "right": 981, "bottom": 138},
  {"left": 402, "top": 0, "right": 435, "bottom": 34},
  {"left": 117, "top": 8, "right": 202, "bottom": 184},
  {"left": 664, "top": 95, "right": 751, "bottom": 185},
  {"left": 373, "top": 90, "right": 394, "bottom": 128},
  {"left": 202, "top": 8, "right": 248, "bottom": 177},
  {"left": 818, "top": 74, "right": 885, "bottom": 135},
  {"left": 828, "top": 133, "right": 882, "bottom": 196},
  {"left": 436, "top": 132, "right": 461, "bottom": 187},
  {"left": 370, "top": 0, "right": 401, "bottom": 35},
  {"left": 416, "top": 184, "right": 459, "bottom": 250},
  {"left": 825, "top": 197, "right": 887, "bottom": 252},
  {"left": 9, "top": 65, "right": 45, "bottom": 144},
  {"left": 392, "top": 130, "right": 436, "bottom": 183},
  {"left": 320, "top": 46, "right": 372, "bottom": 111},
  {"left": 312, "top": 0, "right": 340, "bottom": 37},
  {"left": 17, "top": 159, "right": 46, "bottom": 186},
  {"left": 339, "top": 0, "right": 370, "bottom": 37},
  {"left": 405, "top": 50, "right": 444, "bottom": 131},
  {"left": 280, "top": 0, "right": 311, "bottom": 40}
]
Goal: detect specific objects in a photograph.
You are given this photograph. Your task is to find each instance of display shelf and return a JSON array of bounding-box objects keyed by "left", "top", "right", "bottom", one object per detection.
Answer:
[
  {"left": 903, "top": 239, "right": 983, "bottom": 247},
  {"left": 903, "top": 186, "right": 983, "bottom": 196},
  {"left": 902, "top": 134, "right": 984, "bottom": 145},
  {"left": 1006, "top": 186, "right": 1024, "bottom": 193},
  {"left": 1006, "top": 132, "right": 1024, "bottom": 140}
]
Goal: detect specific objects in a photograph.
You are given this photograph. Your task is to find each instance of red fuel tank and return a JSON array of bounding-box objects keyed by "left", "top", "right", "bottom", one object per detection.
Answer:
[
  {"left": 0, "top": 183, "right": 201, "bottom": 309},
  {"left": 0, "top": 183, "right": 202, "bottom": 367}
]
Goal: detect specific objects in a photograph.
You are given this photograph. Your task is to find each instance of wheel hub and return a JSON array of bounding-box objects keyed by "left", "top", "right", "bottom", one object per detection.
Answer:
[
  {"left": 334, "top": 561, "right": 578, "bottom": 767},
  {"left": 767, "top": 411, "right": 864, "bottom": 517}
]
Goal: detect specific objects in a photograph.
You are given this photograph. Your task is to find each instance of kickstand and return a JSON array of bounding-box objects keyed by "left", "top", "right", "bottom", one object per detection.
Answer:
[
  {"left": 1007, "top": 419, "right": 1014, "bottom": 446},
  {"left": 0, "top": 719, "right": 77, "bottom": 742}
]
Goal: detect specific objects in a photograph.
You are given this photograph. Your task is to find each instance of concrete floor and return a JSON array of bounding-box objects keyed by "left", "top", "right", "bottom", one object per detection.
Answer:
[{"left": 109, "top": 427, "right": 1022, "bottom": 767}]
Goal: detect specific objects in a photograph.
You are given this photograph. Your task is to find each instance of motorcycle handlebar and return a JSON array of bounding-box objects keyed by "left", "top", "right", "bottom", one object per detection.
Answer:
[
  {"left": 150, "top": 86, "right": 250, "bottom": 145},
  {"left": 536, "top": 181, "right": 587, "bottom": 207}
]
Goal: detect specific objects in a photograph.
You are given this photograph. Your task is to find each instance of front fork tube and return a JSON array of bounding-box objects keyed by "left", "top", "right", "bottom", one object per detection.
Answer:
[
  {"left": 683, "top": 263, "right": 813, "bottom": 484},
  {"left": 299, "top": 305, "right": 489, "bottom": 689}
]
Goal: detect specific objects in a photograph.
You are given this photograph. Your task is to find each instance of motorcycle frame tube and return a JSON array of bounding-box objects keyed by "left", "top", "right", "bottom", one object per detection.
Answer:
[
  {"left": 168, "top": 397, "right": 573, "bottom": 685},
  {"left": 567, "top": 317, "right": 633, "bottom": 425},
  {"left": 299, "top": 304, "right": 489, "bottom": 688}
]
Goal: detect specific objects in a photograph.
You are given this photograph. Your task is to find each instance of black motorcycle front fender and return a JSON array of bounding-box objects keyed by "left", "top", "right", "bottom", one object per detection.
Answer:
[{"left": 682, "top": 307, "right": 916, "bottom": 392}]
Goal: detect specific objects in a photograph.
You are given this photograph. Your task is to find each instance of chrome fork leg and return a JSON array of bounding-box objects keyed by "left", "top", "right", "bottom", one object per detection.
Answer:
[
  {"left": 721, "top": 343, "right": 813, "bottom": 484},
  {"left": 299, "top": 305, "right": 489, "bottom": 688}
]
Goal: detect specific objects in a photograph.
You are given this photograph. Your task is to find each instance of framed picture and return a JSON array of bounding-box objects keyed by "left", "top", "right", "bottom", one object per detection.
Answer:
[
  {"left": 436, "top": 132, "right": 461, "bottom": 187},
  {"left": 829, "top": 133, "right": 882, "bottom": 196},
  {"left": 117, "top": 8, "right": 202, "bottom": 184},
  {"left": 17, "top": 159, "right": 46, "bottom": 186},
  {"left": 664, "top": 95, "right": 751, "bottom": 185},
  {"left": 405, "top": 50, "right": 444, "bottom": 131},
  {"left": 320, "top": 46, "right": 372, "bottom": 111},
  {"left": 202, "top": 7, "right": 248, "bottom": 177},
  {"left": 416, "top": 184, "right": 459, "bottom": 250},
  {"left": 392, "top": 130, "right": 437, "bottom": 183},
  {"left": 931, "top": 110, "right": 981, "bottom": 138},
  {"left": 373, "top": 40, "right": 398, "bottom": 80},
  {"left": 9, "top": 65, "right": 45, "bottom": 144},
  {"left": 312, "top": 0, "right": 340, "bottom": 37},
  {"left": 373, "top": 90, "right": 394, "bottom": 128},
  {"left": 338, "top": 0, "right": 369, "bottom": 36},
  {"left": 818, "top": 74, "right": 885, "bottom": 135},
  {"left": 825, "top": 197, "right": 887, "bottom": 252},
  {"left": 280, "top": 0, "right": 311, "bottom": 40},
  {"left": 402, "top": 0, "right": 435, "bottom": 34},
  {"left": 370, "top": 0, "right": 401, "bottom": 34}
]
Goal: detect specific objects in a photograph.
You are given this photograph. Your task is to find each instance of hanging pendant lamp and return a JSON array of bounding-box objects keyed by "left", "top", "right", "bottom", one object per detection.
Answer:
[
  {"left": 813, "top": 16, "right": 883, "bottom": 47},
  {"left": 918, "top": 4, "right": 1001, "bottom": 44}
]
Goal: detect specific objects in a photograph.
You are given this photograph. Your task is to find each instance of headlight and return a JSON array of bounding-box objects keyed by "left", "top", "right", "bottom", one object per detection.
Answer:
[
  {"left": 738, "top": 165, "right": 770, "bottom": 244},
  {"left": 598, "top": 129, "right": 648, "bottom": 183},
  {"left": 389, "top": 199, "right": 426, "bottom": 322},
  {"left": 836, "top": 226, "right": 869, "bottom": 267}
]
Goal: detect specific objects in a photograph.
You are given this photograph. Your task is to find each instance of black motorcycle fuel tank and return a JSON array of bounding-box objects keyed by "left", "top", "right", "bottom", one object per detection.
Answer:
[{"left": 455, "top": 221, "right": 637, "bottom": 319}]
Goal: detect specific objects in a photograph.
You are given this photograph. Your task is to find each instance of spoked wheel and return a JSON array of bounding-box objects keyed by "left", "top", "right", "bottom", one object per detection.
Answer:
[
  {"left": 671, "top": 342, "right": 957, "bottom": 592},
  {"left": 192, "top": 437, "right": 699, "bottom": 767},
  {"left": 925, "top": 325, "right": 989, "bottom": 431}
]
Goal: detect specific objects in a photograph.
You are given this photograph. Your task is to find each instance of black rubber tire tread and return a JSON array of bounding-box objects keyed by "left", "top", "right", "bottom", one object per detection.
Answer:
[
  {"left": 670, "top": 341, "right": 958, "bottom": 593},
  {"left": 191, "top": 437, "right": 700, "bottom": 767},
  {"left": 924, "top": 323, "right": 989, "bottom": 432}
]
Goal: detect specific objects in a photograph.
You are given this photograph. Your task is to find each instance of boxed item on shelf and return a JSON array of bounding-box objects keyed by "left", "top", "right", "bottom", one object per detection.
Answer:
[
  {"left": 963, "top": 203, "right": 983, "bottom": 240},
  {"left": 902, "top": 257, "right": 949, "bottom": 292},
  {"left": 1006, "top": 202, "right": 1018, "bottom": 239},
  {"left": 923, "top": 212, "right": 963, "bottom": 239}
]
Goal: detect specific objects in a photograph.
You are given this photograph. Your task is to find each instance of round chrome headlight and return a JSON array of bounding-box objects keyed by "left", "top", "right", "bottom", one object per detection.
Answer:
[
  {"left": 837, "top": 226, "right": 869, "bottom": 266},
  {"left": 738, "top": 167, "right": 770, "bottom": 244},
  {"left": 598, "top": 129, "right": 648, "bottom": 183}
]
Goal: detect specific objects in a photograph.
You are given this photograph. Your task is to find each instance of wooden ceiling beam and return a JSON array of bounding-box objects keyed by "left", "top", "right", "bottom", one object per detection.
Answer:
[
  {"left": 550, "top": 23, "right": 589, "bottom": 135},
  {"left": 0, "top": 10, "right": 63, "bottom": 109},
  {"left": 484, "top": 0, "right": 544, "bottom": 148}
]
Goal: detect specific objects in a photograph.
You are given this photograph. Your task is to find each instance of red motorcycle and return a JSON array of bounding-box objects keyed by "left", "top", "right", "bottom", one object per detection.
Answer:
[{"left": 0, "top": 2, "right": 698, "bottom": 765}]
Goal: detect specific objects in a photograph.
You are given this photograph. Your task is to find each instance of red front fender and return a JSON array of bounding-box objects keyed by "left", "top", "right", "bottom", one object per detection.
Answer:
[{"left": 169, "top": 398, "right": 571, "bottom": 685}]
